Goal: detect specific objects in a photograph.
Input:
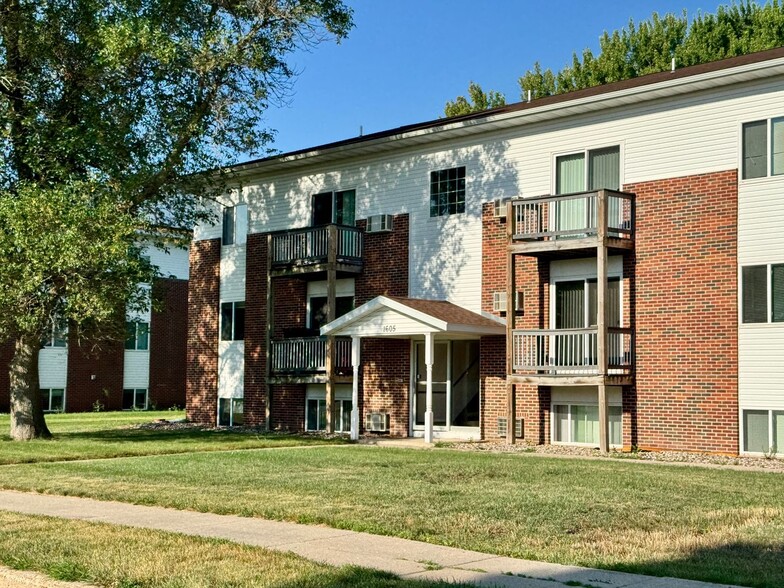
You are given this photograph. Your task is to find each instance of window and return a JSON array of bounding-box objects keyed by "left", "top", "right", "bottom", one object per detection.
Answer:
[
  {"left": 42, "top": 318, "right": 68, "bottom": 348},
  {"left": 308, "top": 296, "right": 354, "bottom": 330},
  {"left": 430, "top": 166, "right": 466, "bottom": 217},
  {"left": 125, "top": 321, "right": 149, "bottom": 350},
  {"left": 221, "top": 302, "right": 245, "bottom": 341},
  {"left": 556, "top": 146, "right": 620, "bottom": 194},
  {"left": 222, "top": 203, "right": 248, "bottom": 246},
  {"left": 742, "top": 409, "right": 783, "bottom": 453},
  {"left": 122, "top": 388, "right": 148, "bottom": 410},
  {"left": 312, "top": 190, "right": 355, "bottom": 226},
  {"left": 40, "top": 388, "right": 65, "bottom": 412},
  {"left": 553, "top": 403, "right": 622, "bottom": 446},
  {"left": 305, "top": 389, "right": 352, "bottom": 432},
  {"left": 742, "top": 117, "right": 784, "bottom": 179},
  {"left": 741, "top": 264, "right": 784, "bottom": 323},
  {"left": 218, "top": 398, "right": 244, "bottom": 426}
]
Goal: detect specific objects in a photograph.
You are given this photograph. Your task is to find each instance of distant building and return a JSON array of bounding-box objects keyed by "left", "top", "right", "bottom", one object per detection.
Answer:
[
  {"left": 186, "top": 48, "right": 784, "bottom": 456},
  {"left": 0, "top": 242, "right": 189, "bottom": 413}
]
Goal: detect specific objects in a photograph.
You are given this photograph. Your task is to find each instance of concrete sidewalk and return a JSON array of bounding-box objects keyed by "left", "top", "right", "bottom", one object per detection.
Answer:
[{"left": 0, "top": 490, "right": 739, "bottom": 588}]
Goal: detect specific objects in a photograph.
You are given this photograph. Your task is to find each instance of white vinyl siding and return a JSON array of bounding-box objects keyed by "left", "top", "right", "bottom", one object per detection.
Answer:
[
  {"left": 38, "top": 348, "right": 68, "bottom": 389},
  {"left": 123, "top": 352, "right": 150, "bottom": 389},
  {"left": 145, "top": 245, "right": 189, "bottom": 280}
]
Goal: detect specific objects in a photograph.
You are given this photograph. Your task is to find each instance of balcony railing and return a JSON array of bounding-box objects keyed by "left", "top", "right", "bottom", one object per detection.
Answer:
[
  {"left": 511, "top": 189, "right": 634, "bottom": 244},
  {"left": 270, "top": 336, "right": 352, "bottom": 374},
  {"left": 512, "top": 328, "right": 633, "bottom": 376},
  {"left": 271, "top": 225, "right": 363, "bottom": 268}
]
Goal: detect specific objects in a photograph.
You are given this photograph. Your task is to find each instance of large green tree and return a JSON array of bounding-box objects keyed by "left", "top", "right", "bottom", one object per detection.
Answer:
[
  {"left": 445, "top": 0, "right": 784, "bottom": 114},
  {"left": 0, "top": 0, "right": 352, "bottom": 440},
  {"left": 444, "top": 81, "right": 506, "bottom": 117}
]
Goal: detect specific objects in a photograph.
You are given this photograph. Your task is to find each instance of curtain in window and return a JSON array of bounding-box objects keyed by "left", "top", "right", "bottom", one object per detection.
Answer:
[
  {"left": 555, "top": 154, "right": 586, "bottom": 234},
  {"left": 772, "top": 118, "right": 784, "bottom": 176},
  {"left": 589, "top": 146, "right": 621, "bottom": 230},
  {"left": 743, "top": 120, "right": 767, "bottom": 179},
  {"left": 556, "top": 281, "right": 585, "bottom": 329}
]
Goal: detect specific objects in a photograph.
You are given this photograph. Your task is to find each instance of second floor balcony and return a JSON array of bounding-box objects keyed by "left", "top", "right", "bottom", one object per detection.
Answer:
[
  {"left": 270, "top": 224, "right": 363, "bottom": 277},
  {"left": 270, "top": 336, "right": 352, "bottom": 377},
  {"left": 509, "top": 189, "right": 635, "bottom": 255},
  {"left": 511, "top": 327, "right": 634, "bottom": 385}
]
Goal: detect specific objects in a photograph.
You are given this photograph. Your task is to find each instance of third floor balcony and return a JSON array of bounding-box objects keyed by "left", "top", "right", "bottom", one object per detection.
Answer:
[
  {"left": 509, "top": 189, "right": 635, "bottom": 255},
  {"left": 270, "top": 224, "right": 363, "bottom": 277}
]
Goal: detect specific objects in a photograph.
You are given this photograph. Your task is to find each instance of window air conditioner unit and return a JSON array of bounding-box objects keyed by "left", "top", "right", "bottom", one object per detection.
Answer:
[
  {"left": 365, "top": 412, "right": 390, "bottom": 433},
  {"left": 497, "top": 417, "right": 523, "bottom": 438},
  {"left": 366, "top": 214, "right": 393, "bottom": 233},
  {"left": 493, "top": 198, "right": 510, "bottom": 218},
  {"left": 492, "top": 291, "right": 523, "bottom": 313}
]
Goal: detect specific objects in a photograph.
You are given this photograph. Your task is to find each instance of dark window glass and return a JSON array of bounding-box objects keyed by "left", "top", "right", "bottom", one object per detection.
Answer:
[
  {"left": 50, "top": 389, "right": 64, "bottom": 411},
  {"left": 221, "top": 302, "right": 233, "bottom": 340},
  {"left": 136, "top": 323, "right": 149, "bottom": 350},
  {"left": 309, "top": 296, "right": 354, "bottom": 330},
  {"left": 222, "top": 206, "right": 235, "bottom": 245},
  {"left": 122, "top": 389, "right": 134, "bottom": 410},
  {"left": 430, "top": 167, "right": 466, "bottom": 217},
  {"left": 232, "top": 399, "right": 244, "bottom": 426},
  {"left": 40, "top": 390, "right": 50, "bottom": 411},
  {"left": 233, "top": 302, "right": 245, "bottom": 340},
  {"left": 742, "top": 265, "right": 768, "bottom": 323},
  {"left": 312, "top": 192, "right": 333, "bottom": 226},
  {"left": 335, "top": 190, "right": 356, "bottom": 225},
  {"left": 218, "top": 398, "right": 231, "bottom": 426},
  {"left": 588, "top": 146, "right": 620, "bottom": 191},
  {"left": 773, "top": 264, "right": 784, "bottom": 323},
  {"left": 743, "top": 120, "right": 767, "bottom": 179}
]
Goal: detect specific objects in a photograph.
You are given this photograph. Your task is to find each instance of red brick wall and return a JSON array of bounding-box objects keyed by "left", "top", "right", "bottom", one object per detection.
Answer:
[
  {"left": 186, "top": 238, "right": 221, "bottom": 424},
  {"left": 626, "top": 170, "right": 738, "bottom": 453},
  {"left": 149, "top": 278, "right": 188, "bottom": 409},
  {"left": 244, "top": 234, "right": 267, "bottom": 426},
  {"left": 66, "top": 329, "right": 125, "bottom": 412},
  {"left": 356, "top": 214, "right": 409, "bottom": 304},
  {"left": 361, "top": 338, "right": 410, "bottom": 436},
  {"left": 270, "top": 384, "right": 305, "bottom": 431},
  {"left": 481, "top": 202, "right": 550, "bottom": 443},
  {"left": 271, "top": 278, "right": 307, "bottom": 338}
]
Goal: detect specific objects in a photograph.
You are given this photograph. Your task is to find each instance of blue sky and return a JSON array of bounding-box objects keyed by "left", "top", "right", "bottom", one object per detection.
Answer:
[{"left": 261, "top": 1, "right": 715, "bottom": 156}]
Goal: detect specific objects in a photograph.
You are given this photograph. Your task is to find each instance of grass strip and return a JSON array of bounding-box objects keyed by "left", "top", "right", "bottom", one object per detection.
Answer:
[
  {"left": 0, "top": 446, "right": 782, "bottom": 587},
  {"left": 0, "top": 511, "right": 467, "bottom": 588},
  {"left": 0, "top": 411, "right": 347, "bottom": 465}
]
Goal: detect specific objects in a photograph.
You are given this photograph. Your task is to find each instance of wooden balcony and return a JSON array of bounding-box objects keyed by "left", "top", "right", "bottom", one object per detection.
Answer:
[
  {"left": 270, "top": 224, "right": 363, "bottom": 277},
  {"left": 270, "top": 336, "right": 352, "bottom": 380},
  {"left": 508, "top": 189, "right": 634, "bottom": 255},
  {"left": 510, "top": 327, "right": 634, "bottom": 386}
]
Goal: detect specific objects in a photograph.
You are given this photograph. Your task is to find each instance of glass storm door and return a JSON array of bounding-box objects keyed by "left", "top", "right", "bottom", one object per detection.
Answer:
[{"left": 414, "top": 342, "right": 448, "bottom": 427}]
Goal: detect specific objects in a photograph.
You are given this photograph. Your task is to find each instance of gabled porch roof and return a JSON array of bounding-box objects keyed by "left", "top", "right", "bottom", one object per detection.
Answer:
[{"left": 319, "top": 296, "right": 505, "bottom": 338}]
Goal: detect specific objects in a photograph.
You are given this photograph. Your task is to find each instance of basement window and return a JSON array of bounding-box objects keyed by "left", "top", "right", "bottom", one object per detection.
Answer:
[
  {"left": 123, "top": 388, "right": 148, "bottom": 410},
  {"left": 742, "top": 409, "right": 783, "bottom": 454},
  {"left": 40, "top": 388, "right": 65, "bottom": 412},
  {"left": 552, "top": 403, "right": 622, "bottom": 446},
  {"left": 218, "top": 398, "right": 244, "bottom": 427}
]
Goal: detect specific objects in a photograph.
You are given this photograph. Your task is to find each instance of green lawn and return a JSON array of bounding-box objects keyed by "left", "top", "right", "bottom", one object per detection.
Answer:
[
  {"left": 0, "top": 511, "right": 466, "bottom": 588},
  {"left": 0, "top": 411, "right": 347, "bottom": 464},
  {"left": 1, "top": 443, "right": 783, "bottom": 587}
]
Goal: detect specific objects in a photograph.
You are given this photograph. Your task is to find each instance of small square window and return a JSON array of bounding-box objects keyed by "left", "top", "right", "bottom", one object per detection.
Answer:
[{"left": 125, "top": 321, "right": 150, "bottom": 350}]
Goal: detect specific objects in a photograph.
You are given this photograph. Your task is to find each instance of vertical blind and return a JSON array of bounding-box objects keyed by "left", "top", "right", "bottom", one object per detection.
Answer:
[{"left": 773, "top": 118, "right": 784, "bottom": 176}]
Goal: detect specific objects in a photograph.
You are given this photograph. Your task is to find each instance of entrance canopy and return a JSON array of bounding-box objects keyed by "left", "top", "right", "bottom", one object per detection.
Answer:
[
  {"left": 320, "top": 296, "right": 504, "bottom": 443},
  {"left": 319, "top": 296, "right": 505, "bottom": 338}
]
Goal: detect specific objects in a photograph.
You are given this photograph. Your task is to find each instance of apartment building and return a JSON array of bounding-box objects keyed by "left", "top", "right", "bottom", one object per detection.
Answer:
[
  {"left": 186, "top": 48, "right": 784, "bottom": 456},
  {"left": 0, "top": 244, "right": 190, "bottom": 413}
]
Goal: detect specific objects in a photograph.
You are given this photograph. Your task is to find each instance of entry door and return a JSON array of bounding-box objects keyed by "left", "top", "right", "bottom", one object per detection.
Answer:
[{"left": 414, "top": 342, "right": 448, "bottom": 427}]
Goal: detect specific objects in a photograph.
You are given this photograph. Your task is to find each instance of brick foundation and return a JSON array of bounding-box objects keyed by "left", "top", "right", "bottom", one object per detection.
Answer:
[{"left": 361, "top": 338, "right": 410, "bottom": 436}]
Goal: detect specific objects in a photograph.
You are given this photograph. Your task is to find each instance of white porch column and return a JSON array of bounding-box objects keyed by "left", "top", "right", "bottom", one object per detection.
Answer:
[
  {"left": 424, "top": 332, "right": 434, "bottom": 443},
  {"left": 350, "top": 335, "right": 361, "bottom": 441}
]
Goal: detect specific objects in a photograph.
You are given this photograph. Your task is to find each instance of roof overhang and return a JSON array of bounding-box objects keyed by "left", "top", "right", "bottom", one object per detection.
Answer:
[
  {"left": 227, "top": 47, "right": 784, "bottom": 179},
  {"left": 320, "top": 296, "right": 505, "bottom": 338}
]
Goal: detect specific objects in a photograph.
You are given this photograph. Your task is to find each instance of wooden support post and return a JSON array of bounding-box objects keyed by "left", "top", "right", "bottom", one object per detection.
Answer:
[
  {"left": 597, "top": 190, "right": 609, "bottom": 453},
  {"left": 325, "top": 224, "right": 338, "bottom": 434},
  {"left": 506, "top": 199, "right": 517, "bottom": 445},
  {"left": 265, "top": 234, "right": 274, "bottom": 432}
]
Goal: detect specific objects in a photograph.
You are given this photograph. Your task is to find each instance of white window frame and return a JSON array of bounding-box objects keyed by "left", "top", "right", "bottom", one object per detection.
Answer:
[
  {"left": 40, "top": 388, "right": 66, "bottom": 412},
  {"left": 42, "top": 318, "right": 68, "bottom": 348},
  {"left": 222, "top": 203, "right": 248, "bottom": 246},
  {"left": 311, "top": 189, "right": 356, "bottom": 226},
  {"left": 550, "top": 401, "right": 623, "bottom": 447},
  {"left": 551, "top": 144, "right": 624, "bottom": 195},
  {"left": 429, "top": 166, "right": 467, "bottom": 217},
  {"left": 739, "top": 408, "right": 782, "bottom": 455},
  {"left": 122, "top": 388, "right": 148, "bottom": 410},
  {"left": 217, "top": 397, "right": 244, "bottom": 427},
  {"left": 305, "top": 280, "right": 355, "bottom": 330},
  {"left": 549, "top": 275, "right": 624, "bottom": 330},
  {"left": 304, "top": 388, "right": 352, "bottom": 432},
  {"left": 220, "top": 301, "right": 245, "bottom": 341},
  {"left": 740, "top": 117, "right": 784, "bottom": 181},
  {"left": 739, "top": 263, "right": 784, "bottom": 324},
  {"left": 125, "top": 321, "right": 150, "bottom": 351}
]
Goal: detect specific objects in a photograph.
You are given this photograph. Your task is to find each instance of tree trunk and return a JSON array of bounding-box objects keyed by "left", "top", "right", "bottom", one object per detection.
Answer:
[{"left": 9, "top": 335, "right": 51, "bottom": 440}]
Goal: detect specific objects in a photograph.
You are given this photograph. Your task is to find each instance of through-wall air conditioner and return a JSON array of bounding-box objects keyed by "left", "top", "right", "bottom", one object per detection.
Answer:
[
  {"left": 365, "top": 412, "right": 390, "bottom": 432},
  {"left": 492, "top": 291, "right": 524, "bottom": 313},
  {"left": 366, "top": 214, "right": 394, "bottom": 233},
  {"left": 497, "top": 417, "right": 523, "bottom": 438},
  {"left": 493, "top": 198, "right": 510, "bottom": 218}
]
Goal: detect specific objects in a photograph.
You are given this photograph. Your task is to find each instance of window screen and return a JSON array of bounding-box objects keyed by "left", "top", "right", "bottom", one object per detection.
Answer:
[
  {"left": 743, "top": 120, "right": 767, "bottom": 179},
  {"left": 742, "top": 265, "right": 768, "bottom": 323}
]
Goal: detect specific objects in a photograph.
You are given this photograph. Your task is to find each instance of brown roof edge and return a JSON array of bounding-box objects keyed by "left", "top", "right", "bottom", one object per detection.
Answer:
[
  {"left": 233, "top": 46, "right": 784, "bottom": 171},
  {"left": 386, "top": 297, "right": 504, "bottom": 329}
]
